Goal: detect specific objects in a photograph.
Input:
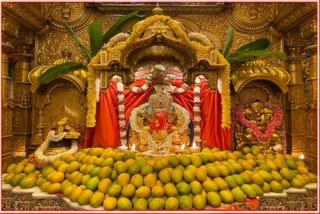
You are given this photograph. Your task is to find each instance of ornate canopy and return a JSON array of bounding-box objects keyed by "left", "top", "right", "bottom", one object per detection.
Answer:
[{"left": 86, "top": 9, "right": 231, "bottom": 129}]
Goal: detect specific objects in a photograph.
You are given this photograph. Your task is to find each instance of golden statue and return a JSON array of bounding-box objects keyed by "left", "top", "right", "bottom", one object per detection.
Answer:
[
  {"left": 234, "top": 100, "right": 284, "bottom": 154},
  {"left": 128, "top": 66, "right": 191, "bottom": 153}
]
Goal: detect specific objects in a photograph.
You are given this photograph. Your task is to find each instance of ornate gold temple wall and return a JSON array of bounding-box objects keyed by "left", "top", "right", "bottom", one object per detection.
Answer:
[{"left": 1, "top": 3, "right": 318, "bottom": 172}]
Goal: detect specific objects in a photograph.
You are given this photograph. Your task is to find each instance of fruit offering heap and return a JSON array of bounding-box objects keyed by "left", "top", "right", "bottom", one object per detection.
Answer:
[{"left": 3, "top": 146, "right": 317, "bottom": 210}]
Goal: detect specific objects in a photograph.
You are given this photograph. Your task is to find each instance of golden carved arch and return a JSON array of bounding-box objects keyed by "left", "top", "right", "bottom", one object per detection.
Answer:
[
  {"left": 28, "top": 58, "right": 87, "bottom": 93},
  {"left": 232, "top": 59, "right": 290, "bottom": 93},
  {"left": 98, "top": 15, "right": 220, "bottom": 80},
  {"left": 87, "top": 12, "right": 231, "bottom": 129}
]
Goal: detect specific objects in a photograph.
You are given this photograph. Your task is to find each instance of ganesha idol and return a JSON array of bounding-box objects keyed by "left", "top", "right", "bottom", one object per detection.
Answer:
[{"left": 128, "top": 67, "right": 192, "bottom": 153}]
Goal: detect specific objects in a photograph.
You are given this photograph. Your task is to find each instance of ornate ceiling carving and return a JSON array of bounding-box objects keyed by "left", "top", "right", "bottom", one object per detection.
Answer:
[
  {"left": 87, "top": 3, "right": 227, "bottom": 15},
  {"left": 273, "top": 3, "right": 317, "bottom": 32},
  {"left": 44, "top": 3, "right": 95, "bottom": 31},
  {"left": 2, "top": 3, "right": 45, "bottom": 31},
  {"left": 225, "top": 3, "right": 273, "bottom": 34}
]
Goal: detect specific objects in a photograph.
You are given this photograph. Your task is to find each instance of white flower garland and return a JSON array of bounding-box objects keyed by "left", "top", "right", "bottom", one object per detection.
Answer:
[
  {"left": 95, "top": 79, "right": 101, "bottom": 102},
  {"left": 34, "top": 130, "right": 78, "bottom": 163},
  {"left": 170, "top": 85, "right": 186, "bottom": 94},
  {"left": 131, "top": 80, "right": 151, "bottom": 93},
  {"left": 129, "top": 102, "right": 190, "bottom": 151},
  {"left": 112, "top": 75, "right": 127, "bottom": 147},
  {"left": 193, "top": 75, "right": 207, "bottom": 146},
  {"left": 131, "top": 79, "right": 188, "bottom": 94}
]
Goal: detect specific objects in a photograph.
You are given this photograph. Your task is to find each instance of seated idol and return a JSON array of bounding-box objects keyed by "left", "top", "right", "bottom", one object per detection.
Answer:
[{"left": 128, "top": 65, "right": 191, "bottom": 153}]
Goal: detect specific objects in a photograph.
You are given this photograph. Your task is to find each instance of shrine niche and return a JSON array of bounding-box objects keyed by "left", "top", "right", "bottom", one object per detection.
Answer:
[
  {"left": 85, "top": 9, "right": 232, "bottom": 153},
  {"left": 28, "top": 54, "right": 87, "bottom": 151},
  {"left": 231, "top": 59, "right": 290, "bottom": 154},
  {"left": 233, "top": 99, "right": 286, "bottom": 153}
]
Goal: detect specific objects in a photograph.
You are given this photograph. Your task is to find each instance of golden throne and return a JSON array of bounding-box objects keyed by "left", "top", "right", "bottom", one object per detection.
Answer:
[
  {"left": 128, "top": 71, "right": 191, "bottom": 153},
  {"left": 87, "top": 6, "right": 231, "bottom": 152}
]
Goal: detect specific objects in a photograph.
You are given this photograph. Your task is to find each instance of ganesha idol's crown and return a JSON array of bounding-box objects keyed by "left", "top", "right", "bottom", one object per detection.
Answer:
[{"left": 149, "top": 92, "right": 173, "bottom": 113}]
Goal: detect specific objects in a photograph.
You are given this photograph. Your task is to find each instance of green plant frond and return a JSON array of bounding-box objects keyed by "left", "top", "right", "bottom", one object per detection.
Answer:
[
  {"left": 88, "top": 20, "right": 103, "bottom": 57},
  {"left": 231, "top": 38, "right": 270, "bottom": 57},
  {"left": 227, "top": 50, "right": 287, "bottom": 65},
  {"left": 221, "top": 27, "right": 234, "bottom": 57},
  {"left": 64, "top": 23, "right": 93, "bottom": 60},
  {"left": 37, "top": 62, "right": 87, "bottom": 85},
  {"left": 102, "top": 11, "right": 145, "bottom": 45}
]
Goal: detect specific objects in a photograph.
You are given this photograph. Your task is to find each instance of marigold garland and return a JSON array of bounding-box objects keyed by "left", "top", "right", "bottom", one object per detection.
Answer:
[
  {"left": 86, "top": 52, "right": 100, "bottom": 127},
  {"left": 106, "top": 15, "right": 211, "bottom": 53},
  {"left": 86, "top": 15, "right": 231, "bottom": 129},
  {"left": 216, "top": 51, "right": 231, "bottom": 128}
]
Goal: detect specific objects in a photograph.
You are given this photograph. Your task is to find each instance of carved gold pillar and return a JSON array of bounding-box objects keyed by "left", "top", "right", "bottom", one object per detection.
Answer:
[
  {"left": 285, "top": 43, "right": 307, "bottom": 156},
  {"left": 12, "top": 40, "right": 34, "bottom": 156},
  {"left": 301, "top": 14, "right": 317, "bottom": 172},
  {"left": 1, "top": 16, "right": 18, "bottom": 171},
  {"left": 1, "top": 45, "right": 14, "bottom": 142},
  {"left": 303, "top": 44, "right": 317, "bottom": 173}
]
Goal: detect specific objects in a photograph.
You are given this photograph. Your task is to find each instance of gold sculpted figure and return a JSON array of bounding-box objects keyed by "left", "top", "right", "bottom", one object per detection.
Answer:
[
  {"left": 128, "top": 64, "right": 191, "bottom": 153},
  {"left": 235, "top": 101, "right": 283, "bottom": 154}
]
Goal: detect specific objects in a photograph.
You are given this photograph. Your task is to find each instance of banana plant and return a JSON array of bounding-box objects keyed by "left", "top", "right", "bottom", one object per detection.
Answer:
[
  {"left": 220, "top": 27, "right": 286, "bottom": 65},
  {"left": 38, "top": 11, "right": 144, "bottom": 85}
]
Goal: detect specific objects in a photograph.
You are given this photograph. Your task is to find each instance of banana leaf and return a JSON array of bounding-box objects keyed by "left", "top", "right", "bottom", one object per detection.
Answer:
[
  {"left": 87, "top": 20, "right": 103, "bottom": 57},
  {"left": 227, "top": 50, "right": 287, "bottom": 65},
  {"left": 221, "top": 27, "right": 234, "bottom": 57},
  {"left": 229, "top": 38, "right": 270, "bottom": 58},
  {"left": 102, "top": 11, "right": 145, "bottom": 44},
  {"left": 37, "top": 62, "right": 87, "bottom": 85},
  {"left": 64, "top": 23, "right": 92, "bottom": 60}
]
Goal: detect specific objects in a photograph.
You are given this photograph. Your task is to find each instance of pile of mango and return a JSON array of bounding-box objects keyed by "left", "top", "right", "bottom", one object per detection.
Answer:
[{"left": 3, "top": 146, "right": 317, "bottom": 210}]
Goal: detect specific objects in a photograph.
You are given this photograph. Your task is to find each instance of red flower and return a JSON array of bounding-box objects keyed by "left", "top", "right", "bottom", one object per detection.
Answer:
[{"left": 235, "top": 105, "right": 283, "bottom": 142}]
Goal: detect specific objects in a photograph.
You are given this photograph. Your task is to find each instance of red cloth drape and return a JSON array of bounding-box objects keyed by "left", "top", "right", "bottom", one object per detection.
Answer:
[
  {"left": 84, "top": 79, "right": 153, "bottom": 148},
  {"left": 200, "top": 86, "right": 231, "bottom": 150},
  {"left": 84, "top": 78, "right": 231, "bottom": 150},
  {"left": 173, "top": 81, "right": 231, "bottom": 150}
]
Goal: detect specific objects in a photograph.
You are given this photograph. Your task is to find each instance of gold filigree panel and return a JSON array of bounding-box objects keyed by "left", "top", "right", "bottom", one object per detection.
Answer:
[
  {"left": 236, "top": 83, "right": 272, "bottom": 103},
  {"left": 235, "top": 4, "right": 273, "bottom": 25},
  {"left": 1, "top": 135, "right": 27, "bottom": 164},
  {"left": 42, "top": 82, "right": 86, "bottom": 136},
  {"left": 36, "top": 14, "right": 119, "bottom": 66},
  {"left": 2, "top": 3, "right": 44, "bottom": 31},
  {"left": 12, "top": 108, "right": 31, "bottom": 134},
  {"left": 300, "top": 15, "right": 317, "bottom": 40},
  {"left": 13, "top": 83, "right": 31, "bottom": 108},
  {"left": 1, "top": 77, "right": 12, "bottom": 107},
  {"left": 1, "top": 108, "right": 13, "bottom": 137},
  {"left": 45, "top": 3, "right": 94, "bottom": 31},
  {"left": 306, "top": 110, "right": 317, "bottom": 137},
  {"left": 1, "top": 137, "right": 13, "bottom": 155},
  {"left": 90, "top": 3, "right": 226, "bottom": 14},
  {"left": 1, "top": 15, "right": 19, "bottom": 39},
  {"left": 36, "top": 30, "right": 88, "bottom": 66},
  {"left": 11, "top": 136, "right": 28, "bottom": 152},
  {"left": 225, "top": 3, "right": 273, "bottom": 34},
  {"left": 291, "top": 109, "right": 306, "bottom": 134},
  {"left": 178, "top": 14, "right": 229, "bottom": 48}
]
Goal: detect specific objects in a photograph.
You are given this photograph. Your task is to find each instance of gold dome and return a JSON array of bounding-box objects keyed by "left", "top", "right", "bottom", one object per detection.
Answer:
[
  {"left": 231, "top": 59, "right": 290, "bottom": 93},
  {"left": 28, "top": 53, "right": 87, "bottom": 93}
]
